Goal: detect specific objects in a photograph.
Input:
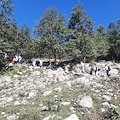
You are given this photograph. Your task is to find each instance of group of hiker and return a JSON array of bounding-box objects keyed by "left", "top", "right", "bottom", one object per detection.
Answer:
[
  {"left": 11, "top": 56, "right": 111, "bottom": 76},
  {"left": 4, "top": 53, "right": 22, "bottom": 64},
  {"left": 6, "top": 54, "right": 52, "bottom": 69},
  {"left": 13, "top": 55, "right": 22, "bottom": 64},
  {"left": 3, "top": 53, "right": 111, "bottom": 76},
  {"left": 81, "top": 61, "right": 111, "bottom": 76},
  {"left": 32, "top": 58, "right": 43, "bottom": 68},
  {"left": 32, "top": 58, "right": 54, "bottom": 70},
  {"left": 89, "top": 64, "right": 101, "bottom": 76}
]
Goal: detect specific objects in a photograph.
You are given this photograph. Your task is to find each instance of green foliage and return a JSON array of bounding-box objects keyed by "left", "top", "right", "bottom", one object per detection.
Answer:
[
  {"left": 107, "top": 19, "right": 120, "bottom": 62},
  {"left": 1, "top": 0, "right": 120, "bottom": 65},
  {"left": 3, "top": 67, "right": 17, "bottom": 77},
  {"left": 103, "top": 108, "right": 120, "bottom": 120},
  {"left": 34, "top": 6, "right": 68, "bottom": 61},
  {"left": 17, "top": 24, "right": 33, "bottom": 59},
  {"left": 95, "top": 25, "right": 109, "bottom": 58},
  {"left": 0, "top": 0, "right": 19, "bottom": 71},
  {"left": 67, "top": 2, "right": 95, "bottom": 61},
  {"left": 0, "top": 60, "right": 5, "bottom": 71},
  {"left": 0, "top": 0, "right": 18, "bottom": 56}
]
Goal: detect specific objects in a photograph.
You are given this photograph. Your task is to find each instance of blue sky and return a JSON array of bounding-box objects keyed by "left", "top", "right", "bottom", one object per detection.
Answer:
[{"left": 12, "top": 0, "right": 120, "bottom": 36}]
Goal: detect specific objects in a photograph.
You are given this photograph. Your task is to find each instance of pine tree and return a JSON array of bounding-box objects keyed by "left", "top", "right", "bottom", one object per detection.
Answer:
[
  {"left": 67, "top": 2, "right": 95, "bottom": 62},
  {"left": 34, "top": 6, "right": 67, "bottom": 62},
  {"left": 95, "top": 25, "right": 109, "bottom": 59},
  {"left": 17, "top": 24, "right": 32, "bottom": 59},
  {"left": 107, "top": 19, "right": 120, "bottom": 62},
  {"left": 0, "top": 0, "right": 18, "bottom": 59}
]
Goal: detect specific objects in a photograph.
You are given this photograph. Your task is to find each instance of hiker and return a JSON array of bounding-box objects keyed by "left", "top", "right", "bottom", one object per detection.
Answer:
[
  {"left": 49, "top": 62, "right": 54, "bottom": 70},
  {"left": 15, "top": 55, "right": 19, "bottom": 63},
  {"left": 13, "top": 57, "right": 16, "bottom": 64},
  {"left": 19, "top": 55, "right": 22, "bottom": 64},
  {"left": 94, "top": 64, "right": 98, "bottom": 76},
  {"left": 32, "top": 58, "right": 36, "bottom": 67},
  {"left": 94, "top": 64, "right": 100, "bottom": 76},
  {"left": 4, "top": 53, "right": 8, "bottom": 61},
  {"left": 90, "top": 65, "right": 94, "bottom": 75},
  {"left": 97, "top": 66, "right": 100, "bottom": 75},
  {"left": 98, "top": 66, "right": 101, "bottom": 71},
  {"left": 81, "top": 61, "right": 86, "bottom": 73},
  {"left": 46, "top": 60, "right": 54, "bottom": 70},
  {"left": 105, "top": 64, "right": 110, "bottom": 76},
  {"left": 39, "top": 58, "right": 43, "bottom": 67}
]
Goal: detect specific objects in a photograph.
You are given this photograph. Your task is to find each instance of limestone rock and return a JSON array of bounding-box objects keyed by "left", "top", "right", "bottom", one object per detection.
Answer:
[
  {"left": 64, "top": 114, "right": 79, "bottom": 120},
  {"left": 79, "top": 96, "right": 93, "bottom": 108}
]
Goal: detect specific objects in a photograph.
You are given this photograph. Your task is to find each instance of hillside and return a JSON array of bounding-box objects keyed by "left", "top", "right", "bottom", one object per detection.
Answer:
[{"left": 0, "top": 61, "right": 120, "bottom": 120}]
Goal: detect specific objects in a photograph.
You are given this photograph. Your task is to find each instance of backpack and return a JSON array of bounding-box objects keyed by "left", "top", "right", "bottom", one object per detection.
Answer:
[
  {"left": 108, "top": 66, "right": 110, "bottom": 71},
  {"left": 98, "top": 66, "right": 100, "bottom": 70},
  {"left": 91, "top": 68, "right": 93, "bottom": 71},
  {"left": 84, "top": 64, "right": 86, "bottom": 68},
  {"left": 96, "top": 67, "right": 97, "bottom": 71}
]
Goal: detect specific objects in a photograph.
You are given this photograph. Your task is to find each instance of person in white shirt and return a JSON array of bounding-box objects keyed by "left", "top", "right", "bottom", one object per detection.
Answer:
[
  {"left": 105, "top": 64, "right": 110, "bottom": 76},
  {"left": 39, "top": 58, "right": 43, "bottom": 67},
  {"left": 81, "top": 61, "right": 86, "bottom": 73}
]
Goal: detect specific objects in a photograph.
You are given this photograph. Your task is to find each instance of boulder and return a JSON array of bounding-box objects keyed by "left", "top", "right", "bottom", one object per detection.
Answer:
[
  {"left": 64, "top": 114, "right": 79, "bottom": 120},
  {"left": 109, "top": 69, "right": 118, "bottom": 75},
  {"left": 33, "top": 71, "right": 40, "bottom": 76},
  {"left": 79, "top": 96, "right": 93, "bottom": 108}
]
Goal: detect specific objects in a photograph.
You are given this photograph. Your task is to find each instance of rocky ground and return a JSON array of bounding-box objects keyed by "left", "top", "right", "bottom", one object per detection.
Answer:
[{"left": 0, "top": 61, "right": 120, "bottom": 120}]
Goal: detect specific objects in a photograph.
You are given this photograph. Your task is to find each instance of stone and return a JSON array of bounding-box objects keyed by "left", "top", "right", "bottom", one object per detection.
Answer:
[
  {"left": 13, "top": 75, "right": 19, "bottom": 78},
  {"left": 54, "top": 87, "right": 62, "bottom": 92},
  {"left": 28, "top": 92, "right": 35, "bottom": 98},
  {"left": 21, "top": 100, "right": 28, "bottom": 105},
  {"left": 109, "top": 69, "right": 118, "bottom": 75},
  {"left": 9, "top": 63, "right": 14, "bottom": 67},
  {"left": 4, "top": 76, "right": 11, "bottom": 82},
  {"left": 41, "top": 106, "right": 49, "bottom": 111},
  {"left": 1, "top": 112, "right": 5, "bottom": 115},
  {"left": 102, "top": 102, "right": 110, "bottom": 107},
  {"left": 7, "top": 97, "right": 13, "bottom": 102},
  {"left": 64, "top": 114, "right": 79, "bottom": 120},
  {"left": 61, "top": 102, "right": 70, "bottom": 105},
  {"left": 101, "top": 108, "right": 106, "bottom": 112},
  {"left": 110, "top": 104, "right": 119, "bottom": 108},
  {"left": 14, "top": 101, "right": 20, "bottom": 105},
  {"left": 43, "top": 90, "right": 52, "bottom": 96},
  {"left": 43, "top": 115, "right": 55, "bottom": 120},
  {"left": 7, "top": 114, "right": 17, "bottom": 120},
  {"left": 79, "top": 96, "right": 93, "bottom": 108},
  {"left": 33, "top": 71, "right": 40, "bottom": 76},
  {"left": 102, "top": 95, "right": 111, "bottom": 101}
]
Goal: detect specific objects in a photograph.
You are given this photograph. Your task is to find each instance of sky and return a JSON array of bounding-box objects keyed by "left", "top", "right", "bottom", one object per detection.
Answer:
[{"left": 12, "top": 0, "right": 120, "bottom": 36}]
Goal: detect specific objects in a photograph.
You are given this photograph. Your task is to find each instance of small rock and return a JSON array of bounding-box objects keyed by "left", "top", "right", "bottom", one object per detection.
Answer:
[
  {"left": 43, "top": 90, "right": 52, "bottom": 96},
  {"left": 54, "top": 87, "right": 62, "bottom": 92},
  {"left": 7, "top": 114, "right": 17, "bottom": 120},
  {"left": 28, "top": 92, "right": 35, "bottom": 98},
  {"left": 102, "top": 95, "right": 111, "bottom": 101},
  {"left": 102, "top": 102, "right": 110, "bottom": 107},
  {"left": 7, "top": 97, "right": 13, "bottom": 102},
  {"left": 14, "top": 101, "right": 20, "bottom": 105},
  {"left": 64, "top": 114, "right": 79, "bottom": 120},
  {"left": 41, "top": 106, "right": 49, "bottom": 111},
  {"left": 13, "top": 75, "right": 19, "bottom": 78},
  {"left": 61, "top": 102, "right": 70, "bottom": 105},
  {"left": 79, "top": 96, "right": 93, "bottom": 108},
  {"left": 1, "top": 112, "right": 5, "bottom": 115},
  {"left": 101, "top": 108, "right": 106, "bottom": 112},
  {"left": 33, "top": 71, "right": 40, "bottom": 76}
]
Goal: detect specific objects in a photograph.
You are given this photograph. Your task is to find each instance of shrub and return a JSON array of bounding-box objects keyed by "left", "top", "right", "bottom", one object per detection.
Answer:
[{"left": 103, "top": 108, "right": 120, "bottom": 120}]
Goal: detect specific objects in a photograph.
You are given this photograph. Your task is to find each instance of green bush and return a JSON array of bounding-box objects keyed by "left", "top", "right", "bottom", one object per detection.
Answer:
[
  {"left": 103, "top": 108, "right": 120, "bottom": 120},
  {"left": 0, "top": 61, "right": 5, "bottom": 71}
]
